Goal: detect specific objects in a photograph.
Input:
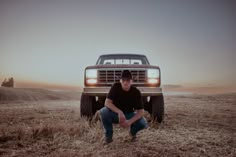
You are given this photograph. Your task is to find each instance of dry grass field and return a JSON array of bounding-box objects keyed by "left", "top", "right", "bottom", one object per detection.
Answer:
[{"left": 0, "top": 87, "right": 235, "bottom": 157}]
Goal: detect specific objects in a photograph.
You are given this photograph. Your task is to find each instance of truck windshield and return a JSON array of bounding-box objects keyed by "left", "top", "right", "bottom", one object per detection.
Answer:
[{"left": 96, "top": 55, "right": 149, "bottom": 65}]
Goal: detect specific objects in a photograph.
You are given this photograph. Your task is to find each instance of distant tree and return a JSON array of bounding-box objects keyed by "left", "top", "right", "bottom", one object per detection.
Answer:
[
  {"left": 1, "top": 77, "right": 14, "bottom": 88},
  {"left": 8, "top": 77, "right": 14, "bottom": 87},
  {"left": 1, "top": 78, "right": 7, "bottom": 87}
]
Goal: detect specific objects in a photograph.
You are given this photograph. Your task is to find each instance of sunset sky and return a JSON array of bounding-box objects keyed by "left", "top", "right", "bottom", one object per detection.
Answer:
[{"left": 0, "top": 0, "right": 235, "bottom": 90}]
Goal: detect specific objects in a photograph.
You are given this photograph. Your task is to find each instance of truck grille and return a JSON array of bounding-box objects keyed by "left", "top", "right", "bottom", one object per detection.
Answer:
[{"left": 98, "top": 69, "right": 146, "bottom": 84}]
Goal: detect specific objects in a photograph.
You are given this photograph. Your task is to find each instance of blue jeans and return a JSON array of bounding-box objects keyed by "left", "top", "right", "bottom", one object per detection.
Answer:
[{"left": 99, "top": 107, "right": 148, "bottom": 139}]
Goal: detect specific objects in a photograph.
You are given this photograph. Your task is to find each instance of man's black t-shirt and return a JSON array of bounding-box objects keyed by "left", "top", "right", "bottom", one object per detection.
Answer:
[{"left": 107, "top": 82, "right": 143, "bottom": 113}]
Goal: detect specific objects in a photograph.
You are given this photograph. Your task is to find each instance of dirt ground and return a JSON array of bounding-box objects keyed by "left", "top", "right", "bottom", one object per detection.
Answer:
[{"left": 0, "top": 93, "right": 235, "bottom": 157}]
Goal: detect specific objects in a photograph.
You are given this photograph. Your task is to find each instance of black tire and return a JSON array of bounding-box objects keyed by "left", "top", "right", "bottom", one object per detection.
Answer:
[
  {"left": 142, "top": 96, "right": 148, "bottom": 105},
  {"left": 143, "top": 96, "right": 151, "bottom": 113},
  {"left": 97, "top": 96, "right": 106, "bottom": 109},
  {"left": 149, "top": 94, "right": 164, "bottom": 123},
  {"left": 80, "top": 93, "right": 96, "bottom": 118}
]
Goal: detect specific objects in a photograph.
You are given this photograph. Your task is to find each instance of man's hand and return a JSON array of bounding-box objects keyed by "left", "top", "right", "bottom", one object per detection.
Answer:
[
  {"left": 120, "top": 120, "right": 131, "bottom": 128},
  {"left": 118, "top": 111, "right": 126, "bottom": 123},
  {"left": 120, "top": 109, "right": 145, "bottom": 128}
]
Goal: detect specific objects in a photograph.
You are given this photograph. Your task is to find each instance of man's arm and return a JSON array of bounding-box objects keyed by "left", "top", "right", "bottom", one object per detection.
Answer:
[
  {"left": 120, "top": 109, "right": 144, "bottom": 127},
  {"left": 105, "top": 98, "right": 121, "bottom": 114},
  {"left": 128, "top": 109, "right": 144, "bottom": 124},
  {"left": 105, "top": 98, "right": 126, "bottom": 123}
]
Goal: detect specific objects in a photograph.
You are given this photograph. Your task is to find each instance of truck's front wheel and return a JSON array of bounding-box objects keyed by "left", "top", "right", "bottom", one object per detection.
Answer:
[
  {"left": 80, "top": 93, "right": 96, "bottom": 119},
  {"left": 149, "top": 94, "right": 164, "bottom": 123}
]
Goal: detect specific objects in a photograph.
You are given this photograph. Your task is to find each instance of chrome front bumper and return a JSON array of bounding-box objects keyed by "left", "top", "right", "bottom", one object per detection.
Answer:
[{"left": 82, "top": 86, "right": 162, "bottom": 96}]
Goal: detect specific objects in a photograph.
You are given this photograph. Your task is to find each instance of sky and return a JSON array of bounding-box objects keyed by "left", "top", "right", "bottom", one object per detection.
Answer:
[{"left": 0, "top": 0, "right": 235, "bottom": 89}]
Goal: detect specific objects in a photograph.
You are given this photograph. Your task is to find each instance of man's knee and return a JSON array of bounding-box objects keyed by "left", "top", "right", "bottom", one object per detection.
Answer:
[
  {"left": 134, "top": 117, "right": 148, "bottom": 129},
  {"left": 99, "top": 107, "right": 112, "bottom": 120}
]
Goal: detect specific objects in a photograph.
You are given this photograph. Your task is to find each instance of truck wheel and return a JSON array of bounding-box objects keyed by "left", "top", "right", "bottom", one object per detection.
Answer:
[
  {"left": 80, "top": 93, "right": 96, "bottom": 119},
  {"left": 149, "top": 94, "right": 164, "bottom": 123},
  {"left": 97, "top": 96, "right": 106, "bottom": 110},
  {"left": 142, "top": 96, "right": 148, "bottom": 105},
  {"left": 143, "top": 97, "right": 151, "bottom": 113}
]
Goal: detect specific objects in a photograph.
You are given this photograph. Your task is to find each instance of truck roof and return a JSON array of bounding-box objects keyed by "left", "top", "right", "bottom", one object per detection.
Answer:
[{"left": 99, "top": 53, "right": 147, "bottom": 58}]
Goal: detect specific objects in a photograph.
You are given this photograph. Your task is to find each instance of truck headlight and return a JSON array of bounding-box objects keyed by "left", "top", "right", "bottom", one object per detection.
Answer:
[
  {"left": 86, "top": 69, "right": 97, "bottom": 84},
  {"left": 147, "top": 69, "right": 159, "bottom": 84}
]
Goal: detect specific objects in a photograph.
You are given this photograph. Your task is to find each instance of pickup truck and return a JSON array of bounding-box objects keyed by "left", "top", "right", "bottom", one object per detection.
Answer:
[{"left": 80, "top": 54, "right": 164, "bottom": 123}]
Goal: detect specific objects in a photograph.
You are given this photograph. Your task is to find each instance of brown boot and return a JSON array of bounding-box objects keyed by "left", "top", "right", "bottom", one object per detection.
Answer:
[
  {"left": 129, "top": 132, "right": 137, "bottom": 142},
  {"left": 123, "top": 132, "right": 137, "bottom": 142},
  {"left": 103, "top": 137, "right": 113, "bottom": 145}
]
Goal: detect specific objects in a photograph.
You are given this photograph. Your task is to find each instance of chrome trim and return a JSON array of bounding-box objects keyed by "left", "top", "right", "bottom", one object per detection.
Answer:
[{"left": 83, "top": 86, "right": 162, "bottom": 96}]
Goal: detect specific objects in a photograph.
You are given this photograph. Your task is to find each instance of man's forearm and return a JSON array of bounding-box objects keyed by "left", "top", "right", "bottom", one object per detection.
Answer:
[
  {"left": 105, "top": 101, "right": 121, "bottom": 114},
  {"left": 128, "top": 110, "right": 144, "bottom": 124}
]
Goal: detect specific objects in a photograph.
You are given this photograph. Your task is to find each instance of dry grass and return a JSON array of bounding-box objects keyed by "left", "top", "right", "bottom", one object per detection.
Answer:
[
  {"left": 0, "top": 87, "right": 80, "bottom": 102},
  {"left": 0, "top": 93, "right": 235, "bottom": 157}
]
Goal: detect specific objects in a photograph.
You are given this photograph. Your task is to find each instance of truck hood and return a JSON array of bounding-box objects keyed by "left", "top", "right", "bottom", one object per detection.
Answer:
[{"left": 86, "top": 64, "right": 160, "bottom": 69}]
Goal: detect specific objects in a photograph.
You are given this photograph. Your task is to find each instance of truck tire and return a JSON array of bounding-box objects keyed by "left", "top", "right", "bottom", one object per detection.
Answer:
[
  {"left": 80, "top": 93, "right": 96, "bottom": 119},
  {"left": 149, "top": 94, "right": 164, "bottom": 123},
  {"left": 97, "top": 96, "right": 106, "bottom": 110},
  {"left": 143, "top": 96, "right": 151, "bottom": 113},
  {"left": 142, "top": 96, "right": 148, "bottom": 105}
]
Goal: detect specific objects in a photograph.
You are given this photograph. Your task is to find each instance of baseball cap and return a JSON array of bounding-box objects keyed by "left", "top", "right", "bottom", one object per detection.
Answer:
[{"left": 121, "top": 70, "right": 132, "bottom": 80}]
